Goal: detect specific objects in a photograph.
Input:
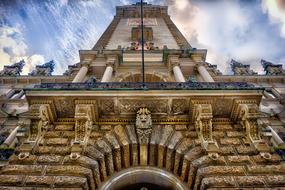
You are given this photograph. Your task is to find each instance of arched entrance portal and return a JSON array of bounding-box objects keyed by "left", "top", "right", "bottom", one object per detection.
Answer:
[{"left": 99, "top": 167, "right": 188, "bottom": 190}]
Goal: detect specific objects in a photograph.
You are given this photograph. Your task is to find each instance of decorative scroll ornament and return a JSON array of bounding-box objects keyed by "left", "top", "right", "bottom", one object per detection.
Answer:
[
  {"left": 136, "top": 108, "right": 152, "bottom": 144},
  {"left": 28, "top": 104, "right": 55, "bottom": 142},
  {"left": 238, "top": 104, "right": 262, "bottom": 143},
  {"left": 231, "top": 100, "right": 270, "bottom": 154},
  {"left": 19, "top": 103, "right": 56, "bottom": 160},
  {"left": 74, "top": 104, "right": 94, "bottom": 144},
  {"left": 193, "top": 104, "right": 219, "bottom": 152}
]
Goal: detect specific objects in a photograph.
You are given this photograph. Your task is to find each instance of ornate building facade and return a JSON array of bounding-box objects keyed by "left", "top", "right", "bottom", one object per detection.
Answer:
[{"left": 0, "top": 2, "right": 285, "bottom": 190}]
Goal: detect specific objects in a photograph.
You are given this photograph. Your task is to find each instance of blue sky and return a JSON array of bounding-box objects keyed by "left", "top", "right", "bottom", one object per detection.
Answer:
[{"left": 0, "top": 0, "right": 284, "bottom": 75}]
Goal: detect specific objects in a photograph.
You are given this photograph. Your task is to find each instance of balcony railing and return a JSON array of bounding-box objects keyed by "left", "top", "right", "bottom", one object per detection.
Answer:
[{"left": 30, "top": 82, "right": 263, "bottom": 91}]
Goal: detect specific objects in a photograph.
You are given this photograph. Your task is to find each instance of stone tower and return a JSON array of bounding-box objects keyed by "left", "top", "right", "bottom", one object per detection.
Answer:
[{"left": 0, "top": 2, "right": 284, "bottom": 190}]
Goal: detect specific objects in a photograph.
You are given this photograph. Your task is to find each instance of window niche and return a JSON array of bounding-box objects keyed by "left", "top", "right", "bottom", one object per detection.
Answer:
[{"left": 131, "top": 27, "right": 153, "bottom": 42}]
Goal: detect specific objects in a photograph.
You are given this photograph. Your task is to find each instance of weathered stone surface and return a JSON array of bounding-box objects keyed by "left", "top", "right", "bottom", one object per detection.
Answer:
[
  {"left": 44, "top": 131, "right": 61, "bottom": 138},
  {"left": 185, "top": 131, "right": 197, "bottom": 138},
  {"left": 266, "top": 175, "right": 285, "bottom": 187},
  {"left": 212, "top": 131, "right": 225, "bottom": 138},
  {"left": 0, "top": 165, "right": 43, "bottom": 175},
  {"left": 235, "top": 176, "right": 266, "bottom": 187},
  {"left": 46, "top": 165, "right": 91, "bottom": 176},
  {"left": 226, "top": 131, "right": 243, "bottom": 137},
  {"left": 61, "top": 131, "right": 75, "bottom": 138},
  {"left": 55, "top": 125, "right": 74, "bottom": 131},
  {"left": 200, "top": 176, "right": 236, "bottom": 189},
  {"left": 196, "top": 166, "right": 245, "bottom": 189},
  {"left": 219, "top": 146, "right": 235, "bottom": 155},
  {"left": 46, "top": 138, "right": 69, "bottom": 145},
  {"left": 54, "top": 147, "right": 71, "bottom": 155},
  {"left": 53, "top": 176, "right": 87, "bottom": 187},
  {"left": 38, "top": 155, "right": 62, "bottom": 164},
  {"left": 0, "top": 175, "right": 24, "bottom": 186},
  {"left": 236, "top": 145, "right": 256, "bottom": 155},
  {"left": 25, "top": 176, "right": 53, "bottom": 186},
  {"left": 247, "top": 165, "right": 285, "bottom": 174},
  {"left": 100, "top": 125, "right": 112, "bottom": 131},
  {"left": 213, "top": 124, "right": 233, "bottom": 131},
  {"left": 36, "top": 146, "right": 54, "bottom": 154},
  {"left": 175, "top": 125, "right": 187, "bottom": 131},
  {"left": 227, "top": 155, "right": 251, "bottom": 164},
  {"left": 220, "top": 138, "right": 241, "bottom": 145},
  {"left": 176, "top": 138, "right": 193, "bottom": 154},
  {"left": 8, "top": 154, "right": 37, "bottom": 165}
]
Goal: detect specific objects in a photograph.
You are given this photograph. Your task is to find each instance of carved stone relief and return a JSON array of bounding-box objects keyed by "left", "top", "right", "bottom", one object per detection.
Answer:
[
  {"left": 192, "top": 103, "right": 219, "bottom": 153},
  {"left": 119, "top": 99, "right": 168, "bottom": 114},
  {"left": 136, "top": 108, "right": 152, "bottom": 144}
]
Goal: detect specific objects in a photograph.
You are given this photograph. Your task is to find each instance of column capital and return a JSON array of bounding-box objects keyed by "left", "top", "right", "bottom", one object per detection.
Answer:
[{"left": 81, "top": 61, "right": 90, "bottom": 68}]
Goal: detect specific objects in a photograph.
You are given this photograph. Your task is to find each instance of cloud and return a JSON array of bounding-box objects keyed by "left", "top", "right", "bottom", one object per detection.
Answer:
[
  {"left": 0, "top": 25, "right": 45, "bottom": 74},
  {"left": 262, "top": 0, "right": 285, "bottom": 38},
  {"left": 164, "top": 0, "right": 285, "bottom": 74}
]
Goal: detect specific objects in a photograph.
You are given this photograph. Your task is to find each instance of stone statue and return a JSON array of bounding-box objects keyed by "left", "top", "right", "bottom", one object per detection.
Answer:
[
  {"left": 29, "top": 60, "right": 55, "bottom": 76},
  {"left": 0, "top": 60, "right": 25, "bottom": 77},
  {"left": 230, "top": 59, "right": 257, "bottom": 75},
  {"left": 261, "top": 59, "right": 284, "bottom": 75}
]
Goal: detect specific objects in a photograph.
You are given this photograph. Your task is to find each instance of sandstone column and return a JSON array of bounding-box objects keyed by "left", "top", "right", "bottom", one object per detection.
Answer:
[
  {"left": 3, "top": 126, "right": 19, "bottom": 147},
  {"left": 101, "top": 56, "right": 116, "bottom": 82},
  {"left": 169, "top": 56, "right": 186, "bottom": 82},
  {"left": 101, "top": 64, "right": 114, "bottom": 82},
  {"left": 197, "top": 65, "right": 214, "bottom": 82},
  {"left": 72, "top": 63, "right": 89, "bottom": 83}
]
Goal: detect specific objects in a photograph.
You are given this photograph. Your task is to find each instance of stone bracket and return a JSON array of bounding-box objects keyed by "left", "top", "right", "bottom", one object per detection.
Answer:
[
  {"left": 28, "top": 102, "right": 56, "bottom": 142},
  {"left": 74, "top": 100, "right": 96, "bottom": 145},
  {"left": 18, "top": 101, "right": 56, "bottom": 160},
  {"left": 231, "top": 100, "right": 267, "bottom": 152},
  {"left": 192, "top": 103, "right": 219, "bottom": 153}
]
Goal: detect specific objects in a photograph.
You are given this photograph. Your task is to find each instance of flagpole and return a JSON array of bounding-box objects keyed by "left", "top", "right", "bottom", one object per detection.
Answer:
[{"left": 140, "top": 0, "right": 145, "bottom": 84}]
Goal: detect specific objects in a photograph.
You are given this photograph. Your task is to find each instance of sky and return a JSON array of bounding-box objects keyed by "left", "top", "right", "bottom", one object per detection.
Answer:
[{"left": 0, "top": 0, "right": 285, "bottom": 75}]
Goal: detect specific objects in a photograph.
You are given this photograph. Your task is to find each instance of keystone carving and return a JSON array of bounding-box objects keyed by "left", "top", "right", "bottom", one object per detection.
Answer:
[
  {"left": 74, "top": 104, "right": 94, "bottom": 144},
  {"left": 193, "top": 104, "right": 219, "bottom": 152},
  {"left": 136, "top": 108, "right": 152, "bottom": 144}
]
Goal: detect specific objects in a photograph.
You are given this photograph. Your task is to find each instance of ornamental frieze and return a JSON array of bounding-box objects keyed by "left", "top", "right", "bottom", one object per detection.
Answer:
[{"left": 119, "top": 99, "right": 168, "bottom": 114}]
